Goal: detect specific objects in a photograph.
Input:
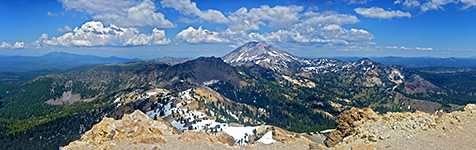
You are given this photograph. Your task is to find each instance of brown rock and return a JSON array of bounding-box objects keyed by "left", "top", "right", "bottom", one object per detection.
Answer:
[
  {"left": 350, "top": 144, "right": 376, "bottom": 150},
  {"left": 324, "top": 107, "right": 377, "bottom": 147},
  {"left": 138, "top": 137, "right": 166, "bottom": 144}
]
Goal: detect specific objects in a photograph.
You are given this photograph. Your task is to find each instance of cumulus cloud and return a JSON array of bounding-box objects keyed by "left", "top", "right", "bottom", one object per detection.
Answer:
[
  {"left": 0, "top": 41, "right": 24, "bottom": 49},
  {"left": 302, "top": 11, "right": 359, "bottom": 25},
  {"left": 0, "top": 42, "right": 12, "bottom": 48},
  {"left": 36, "top": 21, "right": 170, "bottom": 47},
  {"left": 58, "top": 0, "right": 375, "bottom": 47},
  {"left": 176, "top": 26, "right": 229, "bottom": 43},
  {"left": 246, "top": 13, "right": 373, "bottom": 45},
  {"left": 397, "top": 0, "right": 421, "bottom": 7},
  {"left": 59, "top": 0, "right": 175, "bottom": 28},
  {"left": 168, "top": 3, "right": 373, "bottom": 46},
  {"left": 161, "top": 0, "right": 228, "bottom": 23},
  {"left": 421, "top": 0, "right": 455, "bottom": 12},
  {"left": 243, "top": 11, "right": 373, "bottom": 46},
  {"left": 13, "top": 42, "right": 25, "bottom": 48},
  {"left": 227, "top": 5, "right": 304, "bottom": 31},
  {"left": 354, "top": 7, "right": 411, "bottom": 19}
]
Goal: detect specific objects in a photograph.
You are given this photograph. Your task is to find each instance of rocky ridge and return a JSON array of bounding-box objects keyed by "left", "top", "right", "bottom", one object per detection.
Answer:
[
  {"left": 63, "top": 103, "right": 476, "bottom": 150},
  {"left": 63, "top": 110, "right": 312, "bottom": 150},
  {"left": 324, "top": 104, "right": 476, "bottom": 150}
]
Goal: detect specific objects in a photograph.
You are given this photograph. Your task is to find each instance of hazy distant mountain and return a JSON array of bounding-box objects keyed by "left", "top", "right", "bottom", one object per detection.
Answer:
[
  {"left": 156, "top": 56, "right": 191, "bottom": 65},
  {"left": 334, "top": 56, "right": 476, "bottom": 68},
  {"left": 0, "top": 52, "right": 140, "bottom": 72}
]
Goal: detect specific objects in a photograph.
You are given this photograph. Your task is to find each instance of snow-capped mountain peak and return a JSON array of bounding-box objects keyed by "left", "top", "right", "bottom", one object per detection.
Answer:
[{"left": 222, "top": 41, "right": 298, "bottom": 66}]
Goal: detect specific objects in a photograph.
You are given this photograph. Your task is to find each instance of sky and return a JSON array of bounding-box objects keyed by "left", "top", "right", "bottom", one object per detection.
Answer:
[{"left": 1, "top": 0, "right": 476, "bottom": 59}]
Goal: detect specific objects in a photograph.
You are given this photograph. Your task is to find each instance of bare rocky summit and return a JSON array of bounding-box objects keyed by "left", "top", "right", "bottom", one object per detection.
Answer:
[
  {"left": 63, "top": 110, "right": 312, "bottom": 150},
  {"left": 324, "top": 104, "right": 476, "bottom": 150},
  {"left": 63, "top": 104, "right": 476, "bottom": 150}
]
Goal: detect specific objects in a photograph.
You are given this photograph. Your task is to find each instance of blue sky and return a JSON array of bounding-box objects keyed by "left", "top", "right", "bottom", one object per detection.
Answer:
[{"left": 1, "top": 0, "right": 476, "bottom": 59}]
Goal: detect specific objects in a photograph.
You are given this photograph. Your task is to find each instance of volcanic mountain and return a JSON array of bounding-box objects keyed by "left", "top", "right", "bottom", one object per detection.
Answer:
[{"left": 222, "top": 41, "right": 299, "bottom": 66}]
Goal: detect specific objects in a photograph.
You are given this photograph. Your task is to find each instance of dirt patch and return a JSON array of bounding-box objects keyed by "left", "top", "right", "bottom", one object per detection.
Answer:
[
  {"left": 45, "top": 91, "right": 96, "bottom": 105},
  {"left": 409, "top": 99, "right": 442, "bottom": 113}
]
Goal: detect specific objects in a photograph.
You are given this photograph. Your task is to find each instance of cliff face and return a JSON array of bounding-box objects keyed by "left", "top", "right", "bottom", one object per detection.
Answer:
[{"left": 324, "top": 104, "right": 476, "bottom": 150}]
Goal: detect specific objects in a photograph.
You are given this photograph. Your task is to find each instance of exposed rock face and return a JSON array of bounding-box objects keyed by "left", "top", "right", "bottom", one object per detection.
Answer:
[
  {"left": 65, "top": 104, "right": 476, "bottom": 149},
  {"left": 324, "top": 107, "right": 378, "bottom": 147},
  {"left": 63, "top": 110, "right": 235, "bottom": 150},
  {"left": 63, "top": 110, "right": 313, "bottom": 150},
  {"left": 326, "top": 104, "right": 476, "bottom": 150}
]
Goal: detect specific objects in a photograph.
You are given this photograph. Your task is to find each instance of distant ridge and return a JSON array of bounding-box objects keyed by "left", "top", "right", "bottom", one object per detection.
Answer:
[
  {"left": 334, "top": 56, "right": 476, "bottom": 68},
  {"left": 156, "top": 56, "right": 191, "bottom": 65},
  {"left": 0, "top": 52, "right": 140, "bottom": 72}
]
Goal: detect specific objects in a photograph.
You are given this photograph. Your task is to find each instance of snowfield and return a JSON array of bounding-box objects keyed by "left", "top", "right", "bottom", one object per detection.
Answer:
[{"left": 144, "top": 88, "right": 262, "bottom": 145}]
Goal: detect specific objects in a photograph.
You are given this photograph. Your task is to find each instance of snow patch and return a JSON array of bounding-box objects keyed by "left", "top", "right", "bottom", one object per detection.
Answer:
[{"left": 257, "top": 131, "right": 276, "bottom": 144}]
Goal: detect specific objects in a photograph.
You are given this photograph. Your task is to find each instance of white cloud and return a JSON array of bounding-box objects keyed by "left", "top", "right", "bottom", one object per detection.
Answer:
[
  {"left": 161, "top": 0, "right": 228, "bottom": 23},
  {"left": 47, "top": 11, "right": 59, "bottom": 17},
  {"left": 0, "top": 41, "right": 24, "bottom": 49},
  {"left": 227, "top": 5, "right": 303, "bottom": 31},
  {"left": 302, "top": 11, "right": 360, "bottom": 25},
  {"left": 57, "top": 25, "right": 73, "bottom": 32},
  {"left": 59, "top": 0, "right": 175, "bottom": 28},
  {"left": 248, "top": 23, "right": 374, "bottom": 45},
  {"left": 0, "top": 41, "right": 25, "bottom": 49},
  {"left": 176, "top": 26, "right": 229, "bottom": 43},
  {"left": 415, "top": 47, "right": 434, "bottom": 50},
  {"left": 342, "top": 0, "right": 373, "bottom": 4},
  {"left": 36, "top": 21, "right": 170, "bottom": 47},
  {"left": 176, "top": 17, "right": 198, "bottom": 24},
  {"left": 0, "top": 42, "right": 12, "bottom": 48},
  {"left": 355, "top": 7, "right": 411, "bottom": 19},
  {"left": 385, "top": 45, "right": 411, "bottom": 50},
  {"left": 13, "top": 42, "right": 25, "bottom": 49},
  {"left": 421, "top": 0, "right": 455, "bottom": 12},
  {"left": 244, "top": 11, "right": 372, "bottom": 46},
  {"left": 401, "top": 0, "right": 421, "bottom": 7},
  {"left": 219, "top": 6, "right": 373, "bottom": 46},
  {"left": 382, "top": 45, "right": 434, "bottom": 50},
  {"left": 249, "top": 30, "right": 310, "bottom": 43},
  {"left": 395, "top": 0, "right": 476, "bottom": 12},
  {"left": 461, "top": 0, "right": 476, "bottom": 9}
]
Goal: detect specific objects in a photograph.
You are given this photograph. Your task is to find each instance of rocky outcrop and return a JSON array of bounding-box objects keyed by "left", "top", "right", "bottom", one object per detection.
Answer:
[
  {"left": 325, "top": 104, "right": 476, "bottom": 149},
  {"left": 324, "top": 107, "right": 378, "bottom": 147},
  {"left": 63, "top": 110, "right": 313, "bottom": 150},
  {"left": 63, "top": 110, "right": 235, "bottom": 150}
]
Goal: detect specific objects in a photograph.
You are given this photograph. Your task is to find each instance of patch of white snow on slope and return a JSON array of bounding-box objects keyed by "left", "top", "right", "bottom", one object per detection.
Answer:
[{"left": 257, "top": 131, "right": 276, "bottom": 144}]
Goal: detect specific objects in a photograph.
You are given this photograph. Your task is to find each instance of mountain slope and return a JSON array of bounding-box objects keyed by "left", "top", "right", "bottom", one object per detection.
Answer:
[{"left": 0, "top": 57, "right": 243, "bottom": 120}]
